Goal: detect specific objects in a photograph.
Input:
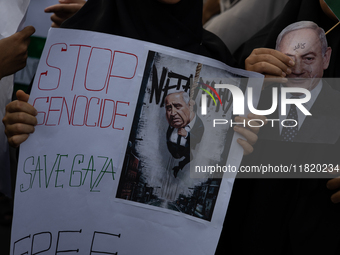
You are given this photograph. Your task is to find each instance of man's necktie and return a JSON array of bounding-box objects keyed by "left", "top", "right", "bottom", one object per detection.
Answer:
[{"left": 281, "top": 99, "right": 298, "bottom": 142}]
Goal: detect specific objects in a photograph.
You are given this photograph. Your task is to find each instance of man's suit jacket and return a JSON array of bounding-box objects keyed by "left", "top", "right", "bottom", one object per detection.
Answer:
[
  {"left": 259, "top": 82, "right": 340, "bottom": 144},
  {"left": 240, "top": 82, "right": 340, "bottom": 172},
  {"left": 216, "top": 83, "right": 340, "bottom": 255},
  {"left": 166, "top": 115, "right": 204, "bottom": 159}
]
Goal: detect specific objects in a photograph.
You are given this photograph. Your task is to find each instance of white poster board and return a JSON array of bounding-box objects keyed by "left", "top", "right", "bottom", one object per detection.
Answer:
[{"left": 11, "top": 28, "right": 263, "bottom": 255}]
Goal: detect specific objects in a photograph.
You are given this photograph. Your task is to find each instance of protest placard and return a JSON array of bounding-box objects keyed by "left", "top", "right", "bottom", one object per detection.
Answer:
[{"left": 11, "top": 28, "right": 263, "bottom": 255}]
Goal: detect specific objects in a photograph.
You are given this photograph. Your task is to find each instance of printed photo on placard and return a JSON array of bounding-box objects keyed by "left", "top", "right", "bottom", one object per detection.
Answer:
[{"left": 116, "top": 51, "right": 248, "bottom": 221}]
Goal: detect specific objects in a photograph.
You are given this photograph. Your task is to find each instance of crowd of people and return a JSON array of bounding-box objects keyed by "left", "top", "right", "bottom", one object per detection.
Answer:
[{"left": 1, "top": 0, "right": 340, "bottom": 254}]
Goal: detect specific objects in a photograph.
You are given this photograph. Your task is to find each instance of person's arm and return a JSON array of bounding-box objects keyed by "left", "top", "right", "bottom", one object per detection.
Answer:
[
  {"left": 44, "top": 0, "right": 86, "bottom": 28},
  {"left": 0, "top": 26, "right": 35, "bottom": 80},
  {"left": 245, "top": 48, "right": 295, "bottom": 83},
  {"left": 2, "top": 90, "right": 37, "bottom": 147}
]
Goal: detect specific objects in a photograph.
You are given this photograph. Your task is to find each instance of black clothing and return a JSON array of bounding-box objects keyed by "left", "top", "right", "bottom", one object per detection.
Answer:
[
  {"left": 217, "top": 1, "right": 340, "bottom": 254},
  {"left": 217, "top": 83, "right": 340, "bottom": 255},
  {"left": 61, "top": 0, "right": 236, "bottom": 67}
]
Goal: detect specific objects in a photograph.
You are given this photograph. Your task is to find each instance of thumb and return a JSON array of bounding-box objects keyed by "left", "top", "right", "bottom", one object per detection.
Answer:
[
  {"left": 19, "top": 26, "right": 36, "bottom": 38},
  {"left": 59, "top": 0, "right": 85, "bottom": 3},
  {"left": 16, "top": 90, "right": 30, "bottom": 103}
]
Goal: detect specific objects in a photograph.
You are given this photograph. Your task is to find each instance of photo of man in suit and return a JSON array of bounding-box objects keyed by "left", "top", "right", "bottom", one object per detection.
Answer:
[
  {"left": 164, "top": 91, "right": 204, "bottom": 178},
  {"left": 276, "top": 21, "right": 331, "bottom": 90},
  {"left": 260, "top": 21, "right": 340, "bottom": 144},
  {"left": 219, "top": 21, "right": 340, "bottom": 255}
]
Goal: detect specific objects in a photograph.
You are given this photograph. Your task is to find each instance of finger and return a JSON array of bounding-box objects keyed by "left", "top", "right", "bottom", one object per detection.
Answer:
[
  {"left": 248, "top": 61, "right": 288, "bottom": 77},
  {"left": 246, "top": 48, "right": 295, "bottom": 77},
  {"left": 5, "top": 121, "right": 36, "bottom": 138},
  {"left": 246, "top": 113, "right": 267, "bottom": 134},
  {"left": 8, "top": 134, "right": 30, "bottom": 148},
  {"left": 50, "top": 14, "right": 66, "bottom": 27},
  {"left": 3, "top": 114, "right": 37, "bottom": 144},
  {"left": 16, "top": 26, "right": 35, "bottom": 43},
  {"left": 18, "top": 26, "right": 36, "bottom": 39},
  {"left": 45, "top": 4, "right": 82, "bottom": 14},
  {"left": 4, "top": 112, "right": 38, "bottom": 126},
  {"left": 237, "top": 138, "right": 254, "bottom": 156},
  {"left": 235, "top": 116, "right": 262, "bottom": 136},
  {"left": 59, "top": 0, "right": 86, "bottom": 3},
  {"left": 327, "top": 177, "right": 340, "bottom": 190},
  {"left": 330, "top": 191, "right": 340, "bottom": 204},
  {"left": 234, "top": 125, "right": 258, "bottom": 146},
  {"left": 45, "top": 4, "right": 65, "bottom": 13},
  {"left": 16, "top": 90, "right": 30, "bottom": 103},
  {"left": 247, "top": 54, "right": 291, "bottom": 75},
  {"left": 235, "top": 116, "right": 259, "bottom": 135},
  {"left": 51, "top": 22, "right": 60, "bottom": 28},
  {"left": 5, "top": 100, "right": 37, "bottom": 117},
  {"left": 247, "top": 113, "right": 268, "bottom": 125},
  {"left": 251, "top": 48, "right": 295, "bottom": 67}
]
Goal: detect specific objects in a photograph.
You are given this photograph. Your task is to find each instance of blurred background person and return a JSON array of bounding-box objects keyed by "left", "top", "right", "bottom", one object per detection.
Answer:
[
  {"left": 0, "top": 1, "right": 84, "bottom": 253},
  {"left": 0, "top": 1, "right": 34, "bottom": 253},
  {"left": 44, "top": 0, "right": 86, "bottom": 28},
  {"left": 216, "top": 1, "right": 340, "bottom": 252},
  {"left": 0, "top": 0, "right": 33, "bottom": 199},
  {"left": 203, "top": 0, "right": 289, "bottom": 53}
]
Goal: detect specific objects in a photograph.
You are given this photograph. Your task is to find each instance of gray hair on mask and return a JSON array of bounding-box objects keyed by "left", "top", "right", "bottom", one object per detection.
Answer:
[
  {"left": 276, "top": 21, "right": 328, "bottom": 55},
  {"left": 165, "top": 91, "right": 190, "bottom": 105}
]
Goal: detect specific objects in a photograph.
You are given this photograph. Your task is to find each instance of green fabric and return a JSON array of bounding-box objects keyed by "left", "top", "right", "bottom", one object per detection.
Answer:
[
  {"left": 27, "top": 36, "right": 46, "bottom": 59},
  {"left": 13, "top": 83, "right": 30, "bottom": 93},
  {"left": 324, "top": 0, "right": 340, "bottom": 20}
]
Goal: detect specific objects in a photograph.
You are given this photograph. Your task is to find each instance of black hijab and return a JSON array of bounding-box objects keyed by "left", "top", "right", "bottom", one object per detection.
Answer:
[{"left": 61, "top": 0, "right": 236, "bottom": 66}]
